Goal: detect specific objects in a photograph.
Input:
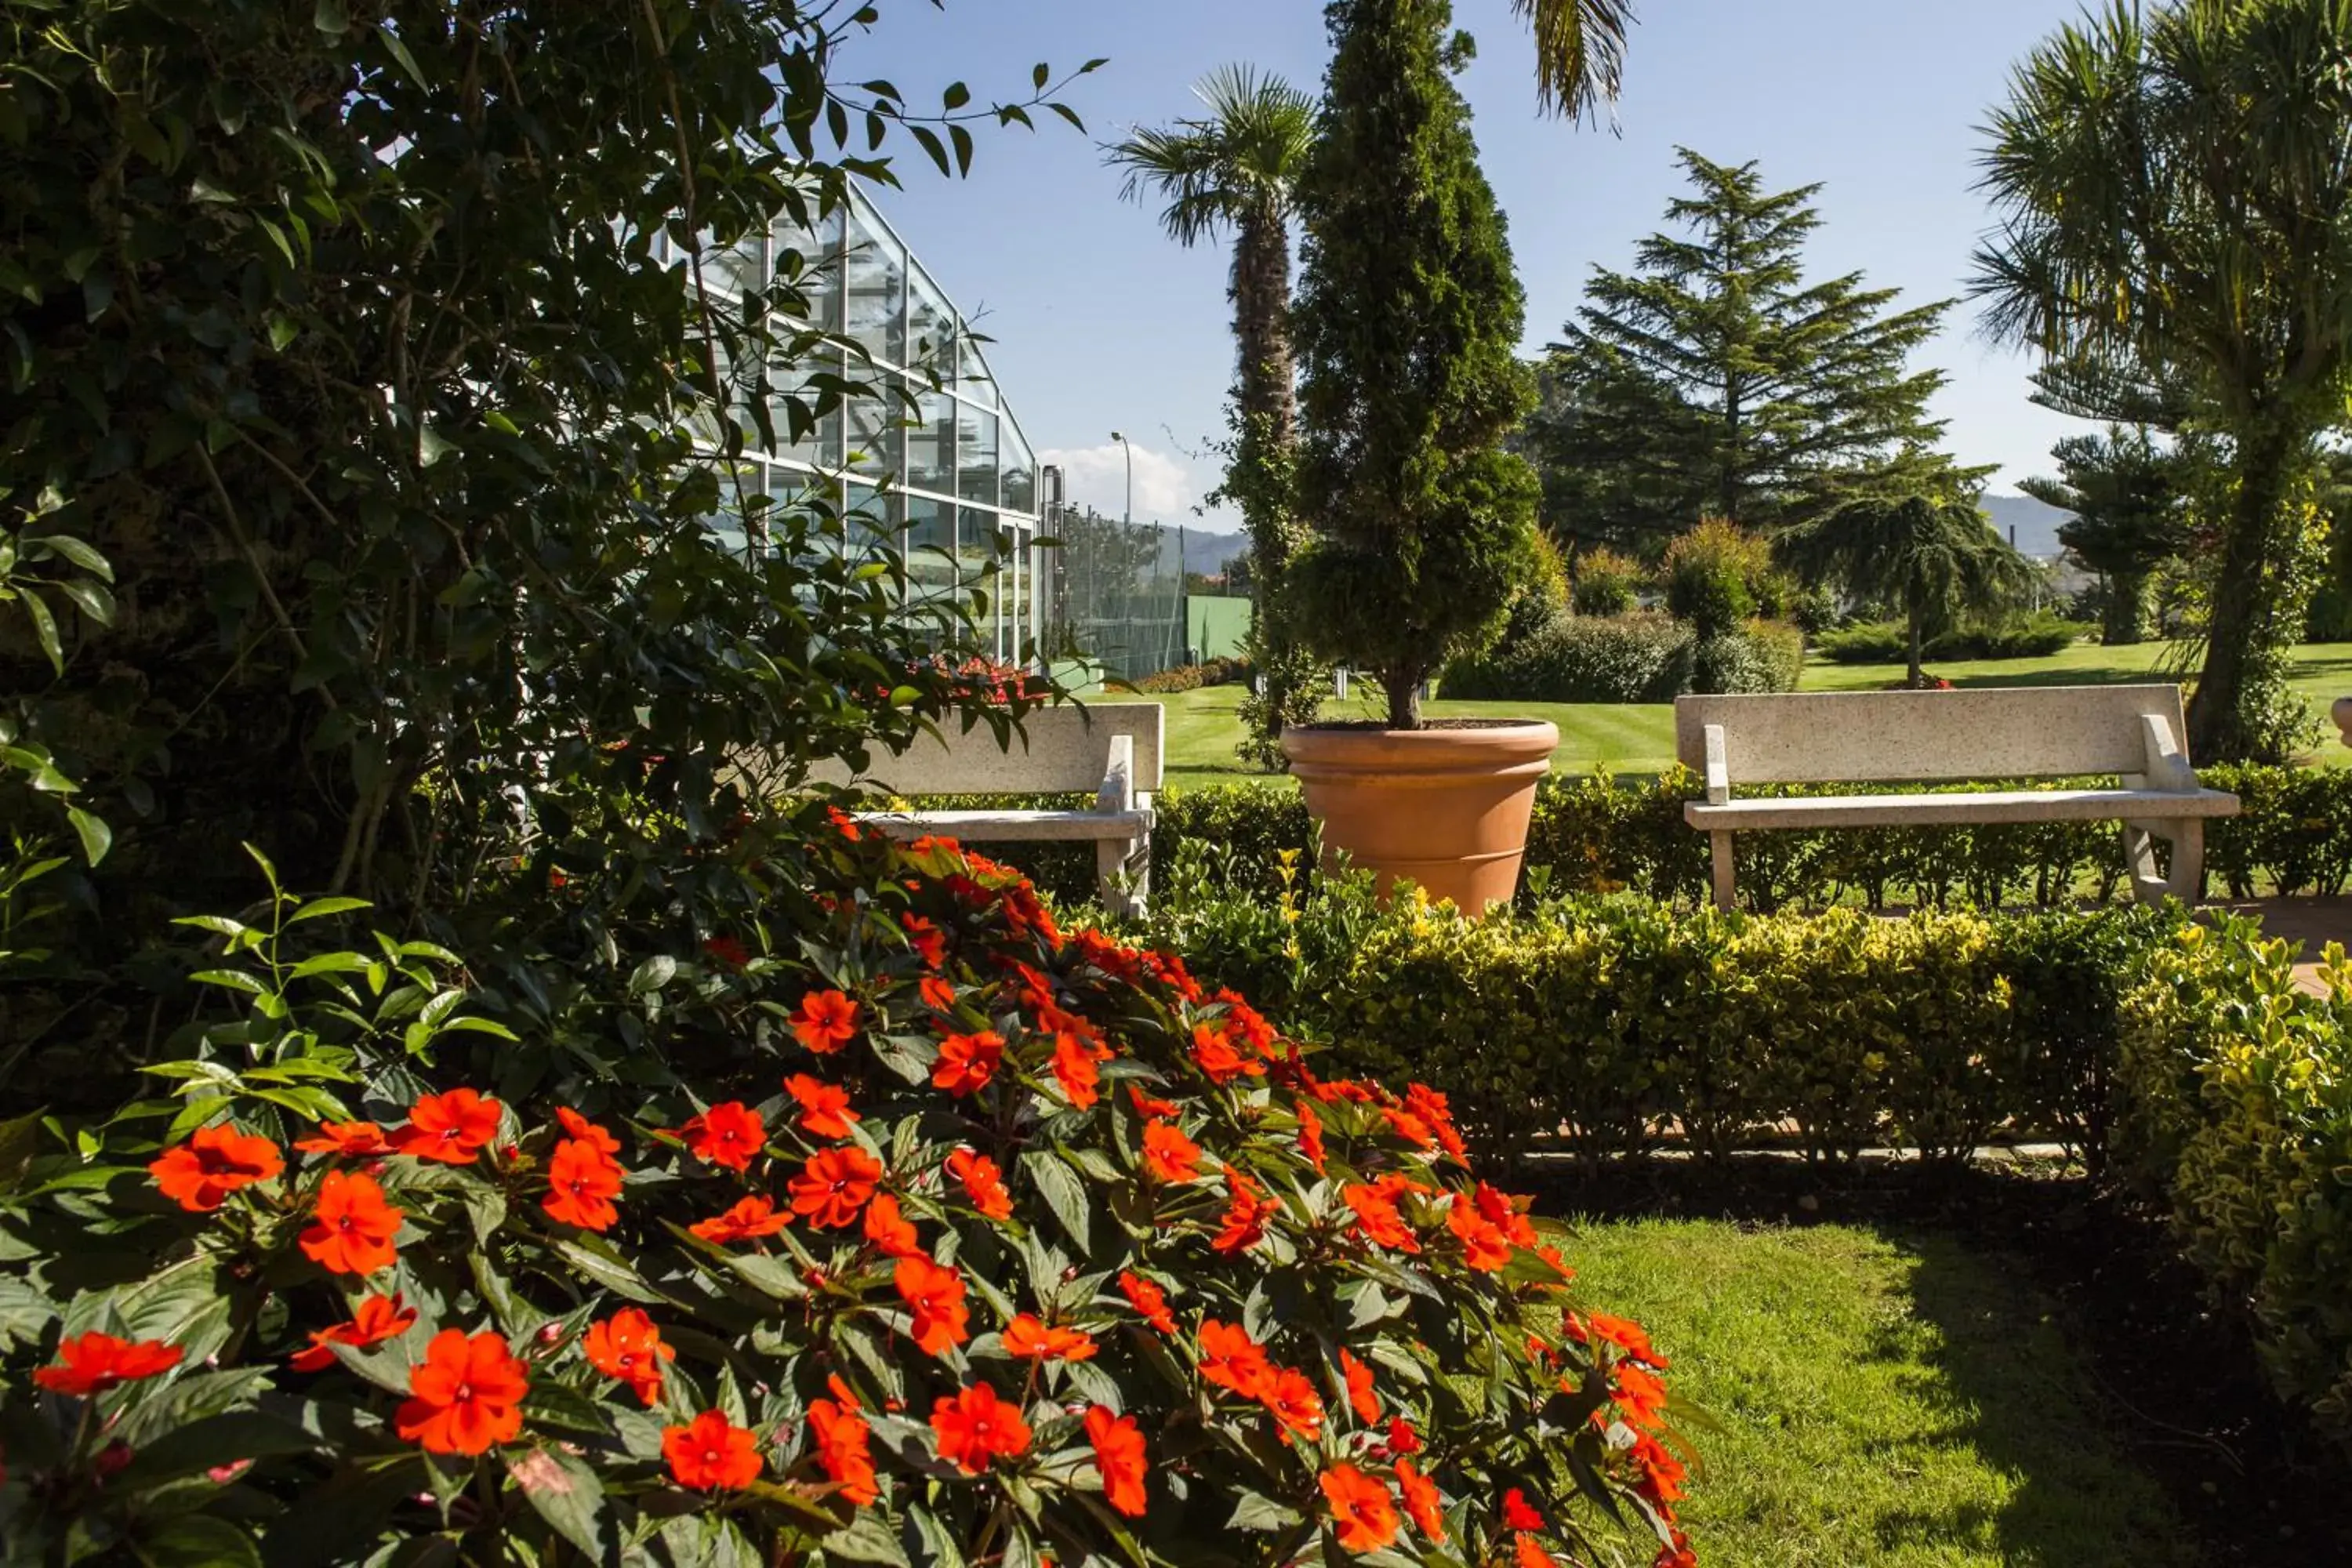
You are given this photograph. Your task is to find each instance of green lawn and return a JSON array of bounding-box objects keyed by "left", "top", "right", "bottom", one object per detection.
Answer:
[
  {"left": 1146, "top": 641, "right": 2352, "bottom": 787},
  {"left": 1567, "top": 1218, "right": 2194, "bottom": 1568}
]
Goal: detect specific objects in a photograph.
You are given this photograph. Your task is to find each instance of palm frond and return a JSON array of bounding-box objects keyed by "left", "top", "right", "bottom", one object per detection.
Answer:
[
  {"left": 1102, "top": 64, "right": 1315, "bottom": 249},
  {"left": 1512, "top": 0, "right": 1634, "bottom": 123}
]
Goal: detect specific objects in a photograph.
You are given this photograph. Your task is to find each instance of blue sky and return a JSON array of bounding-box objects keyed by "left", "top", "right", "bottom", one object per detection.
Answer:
[{"left": 855, "top": 0, "right": 2095, "bottom": 530}]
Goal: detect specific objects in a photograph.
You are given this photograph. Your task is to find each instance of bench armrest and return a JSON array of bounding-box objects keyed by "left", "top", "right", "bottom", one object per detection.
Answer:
[
  {"left": 1096, "top": 734, "right": 1136, "bottom": 815},
  {"left": 1703, "top": 724, "right": 1730, "bottom": 805},
  {"left": 2140, "top": 712, "right": 2199, "bottom": 792}
]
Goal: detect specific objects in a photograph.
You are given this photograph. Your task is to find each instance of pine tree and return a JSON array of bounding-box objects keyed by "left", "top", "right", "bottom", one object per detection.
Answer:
[
  {"left": 1288, "top": 0, "right": 1541, "bottom": 730},
  {"left": 1532, "top": 150, "right": 1951, "bottom": 551},
  {"left": 2020, "top": 429, "right": 2190, "bottom": 645}
]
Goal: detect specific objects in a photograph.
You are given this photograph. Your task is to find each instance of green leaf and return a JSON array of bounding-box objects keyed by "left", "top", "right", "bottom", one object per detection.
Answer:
[
  {"left": 121, "top": 1411, "right": 319, "bottom": 1486},
  {"left": 132, "top": 1514, "right": 262, "bottom": 1568},
  {"left": 510, "top": 1444, "right": 608, "bottom": 1559},
  {"left": 1227, "top": 1490, "right": 1302, "bottom": 1532},
  {"left": 1023, "top": 1149, "right": 1089, "bottom": 1253},
  {"left": 66, "top": 804, "right": 111, "bottom": 866},
  {"left": 821, "top": 1506, "right": 911, "bottom": 1566},
  {"left": 313, "top": 0, "right": 350, "bottom": 36},
  {"left": 22, "top": 586, "right": 61, "bottom": 673},
  {"left": 628, "top": 954, "right": 677, "bottom": 996},
  {"left": 32, "top": 532, "right": 111, "bottom": 580},
  {"left": 550, "top": 1237, "right": 663, "bottom": 1304},
  {"left": 289, "top": 895, "right": 372, "bottom": 923},
  {"left": 55, "top": 576, "right": 114, "bottom": 626}
]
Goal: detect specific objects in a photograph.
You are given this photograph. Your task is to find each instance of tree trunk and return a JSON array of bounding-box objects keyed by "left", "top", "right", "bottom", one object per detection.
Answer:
[
  {"left": 2187, "top": 418, "right": 2314, "bottom": 761},
  {"left": 1385, "top": 668, "right": 1421, "bottom": 730},
  {"left": 2103, "top": 567, "right": 2151, "bottom": 646},
  {"left": 1907, "top": 597, "right": 1924, "bottom": 688},
  {"left": 1231, "top": 206, "right": 1320, "bottom": 766}
]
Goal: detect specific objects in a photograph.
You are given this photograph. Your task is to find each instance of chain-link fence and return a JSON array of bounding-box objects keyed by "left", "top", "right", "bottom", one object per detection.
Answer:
[{"left": 1033, "top": 505, "right": 1189, "bottom": 682}]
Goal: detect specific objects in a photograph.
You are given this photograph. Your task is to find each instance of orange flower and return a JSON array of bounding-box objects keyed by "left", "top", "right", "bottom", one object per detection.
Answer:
[
  {"left": 395, "top": 1329, "right": 528, "bottom": 1455},
  {"left": 1084, "top": 1404, "right": 1148, "bottom": 1517},
  {"left": 1570, "top": 1311, "right": 1668, "bottom": 1370},
  {"left": 1212, "top": 1165, "right": 1279, "bottom": 1256},
  {"left": 665, "top": 1409, "right": 763, "bottom": 1490},
  {"left": 1196, "top": 1319, "right": 1272, "bottom": 1399},
  {"left": 543, "top": 1138, "right": 624, "bottom": 1231},
  {"left": 931, "top": 1029, "right": 1004, "bottom": 1096},
  {"left": 1388, "top": 1416, "right": 1422, "bottom": 1454},
  {"left": 1189, "top": 1022, "right": 1264, "bottom": 1084},
  {"left": 1515, "top": 1533, "right": 1556, "bottom": 1568},
  {"left": 293, "top": 1120, "right": 394, "bottom": 1156},
  {"left": 784, "top": 1073, "right": 860, "bottom": 1140},
  {"left": 300, "top": 1169, "right": 405, "bottom": 1276},
  {"left": 1613, "top": 1363, "right": 1670, "bottom": 1430},
  {"left": 946, "top": 1147, "right": 1013, "bottom": 1221},
  {"left": 149, "top": 1123, "right": 284, "bottom": 1212},
  {"left": 289, "top": 1293, "right": 417, "bottom": 1372},
  {"left": 1503, "top": 1488, "right": 1545, "bottom": 1531},
  {"left": 1655, "top": 1530, "right": 1698, "bottom": 1568},
  {"left": 1215, "top": 989, "right": 1278, "bottom": 1056},
  {"left": 1341, "top": 1348, "right": 1381, "bottom": 1425},
  {"left": 895, "top": 1255, "right": 971, "bottom": 1355},
  {"left": 1002, "top": 1313, "right": 1098, "bottom": 1363},
  {"left": 826, "top": 804, "right": 865, "bottom": 841},
  {"left": 899, "top": 913, "right": 947, "bottom": 969},
  {"left": 1630, "top": 1432, "right": 1687, "bottom": 1508},
  {"left": 555, "top": 1106, "right": 622, "bottom": 1159},
  {"left": 789, "top": 1145, "right": 883, "bottom": 1229},
  {"left": 391, "top": 1088, "right": 503, "bottom": 1165},
  {"left": 35, "top": 1332, "right": 182, "bottom": 1396},
  {"left": 1117, "top": 1270, "right": 1177, "bottom": 1334},
  {"left": 1127, "top": 1085, "right": 1182, "bottom": 1120},
  {"left": 681, "top": 1102, "right": 766, "bottom": 1171},
  {"left": 1319, "top": 1464, "right": 1400, "bottom": 1553},
  {"left": 1296, "top": 1100, "right": 1328, "bottom": 1174},
  {"left": 862, "top": 1191, "right": 921, "bottom": 1257},
  {"left": 929, "top": 1383, "right": 1032, "bottom": 1474},
  {"left": 1261, "top": 1366, "right": 1325, "bottom": 1440},
  {"left": 1341, "top": 1175, "right": 1422, "bottom": 1253},
  {"left": 791, "top": 989, "right": 862, "bottom": 1054},
  {"left": 691, "top": 1194, "right": 793, "bottom": 1243},
  {"left": 583, "top": 1308, "right": 674, "bottom": 1406},
  {"left": 1141, "top": 1120, "right": 1203, "bottom": 1184},
  {"left": 1051, "top": 1031, "right": 1105, "bottom": 1110},
  {"left": 919, "top": 975, "right": 959, "bottom": 1012},
  {"left": 1379, "top": 1103, "right": 1437, "bottom": 1151},
  {"left": 1396, "top": 1457, "right": 1446, "bottom": 1541},
  {"left": 1401, "top": 1083, "right": 1468, "bottom": 1161},
  {"left": 1471, "top": 1181, "right": 1539, "bottom": 1247},
  {"left": 1446, "top": 1199, "right": 1515, "bottom": 1272},
  {"left": 808, "top": 1396, "right": 880, "bottom": 1505}
]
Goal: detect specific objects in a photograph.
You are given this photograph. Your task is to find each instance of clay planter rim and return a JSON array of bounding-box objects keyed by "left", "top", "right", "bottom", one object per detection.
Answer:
[{"left": 1279, "top": 719, "right": 1561, "bottom": 782}]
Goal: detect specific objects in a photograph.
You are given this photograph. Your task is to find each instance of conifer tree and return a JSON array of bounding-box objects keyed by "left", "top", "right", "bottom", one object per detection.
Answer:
[
  {"left": 2020, "top": 429, "right": 2190, "bottom": 645},
  {"left": 1532, "top": 150, "right": 1951, "bottom": 551}
]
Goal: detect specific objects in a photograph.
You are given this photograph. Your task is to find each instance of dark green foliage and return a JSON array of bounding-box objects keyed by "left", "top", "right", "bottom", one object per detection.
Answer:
[
  {"left": 1816, "top": 612, "right": 2088, "bottom": 664},
  {"left": 2307, "top": 461, "right": 2352, "bottom": 643},
  {"left": 1532, "top": 150, "right": 1953, "bottom": 550},
  {"left": 2020, "top": 427, "right": 2190, "bottom": 645},
  {"left": 1289, "top": 0, "right": 1541, "bottom": 728},
  {"left": 1443, "top": 610, "right": 1692, "bottom": 703},
  {"left": 1784, "top": 488, "right": 2033, "bottom": 688}
]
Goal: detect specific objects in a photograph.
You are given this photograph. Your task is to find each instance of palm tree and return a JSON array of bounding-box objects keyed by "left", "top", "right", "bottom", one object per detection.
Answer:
[
  {"left": 1107, "top": 66, "right": 1319, "bottom": 761},
  {"left": 1787, "top": 492, "right": 2034, "bottom": 689},
  {"left": 1973, "top": 0, "right": 2352, "bottom": 760},
  {"left": 1513, "top": 0, "right": 1635, "bottom": 122}
]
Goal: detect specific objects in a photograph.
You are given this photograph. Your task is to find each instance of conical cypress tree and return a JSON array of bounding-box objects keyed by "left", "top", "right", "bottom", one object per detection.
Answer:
[{"left": 1288, "top": 0, "right": 1541, "bottom": 731}]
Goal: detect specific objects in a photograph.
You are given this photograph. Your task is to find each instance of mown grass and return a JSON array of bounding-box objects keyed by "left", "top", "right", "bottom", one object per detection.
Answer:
[
  {"left": 1564, "top": 1218, "right": 2194, "bottom": 1568},
  {"left": 1145, "top": 641, "right": 2352, "bottom": 786}
]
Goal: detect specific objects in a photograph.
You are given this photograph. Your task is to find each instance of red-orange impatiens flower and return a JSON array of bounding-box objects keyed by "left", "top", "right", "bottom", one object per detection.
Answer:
[
  {"left": 1212, "top": 1164, "right": 1279, "bottom": 1256},
  {"left": 919, "top": 975, "right": 959, "bottom": 1013},
  {"left": 895, "top": 1255, "right": 971, "bottom": 1355},
  {"left": 1341, "top": 1348, "right": 1381, "bottom": 1425},
  {"left": 1613, "top": 1363, "right": 1670, "bottom": 1430},
  {"left": 1127, "top": 1084, "right": 1182, "bottom": 1120},
  {"left": 1570, "top": 1310, "right": 1668, "bottom": 1370},
  {"left": 391, "top": 1089, "right": 503, "bottom": 1165},
  {"left": 946, "top": 1147, "right": 1012, "bottom": 1221},
  {"left": 149, "top": 1123, "right": 284, "bottom": 1212},
  {"left": 1320, "top": 1463, "right": 1400, "bottom": 1553},
  {"left": 1404, "top": 1082, "right": 1468, "bottom": 1163},
  {"left": 34, "top": 1332, "right": 183, "bottom": 1396},
  {"left": 1189, "top": 1022, "right": 1264, "bottom": 1084},
  {"left": 690, "top": 1194, "right": 792, "bottom": 1243},
  {"left": 785, "top": 1073, "right": 860, "bottom": 1140},
  {"left": 1630, "top": 1431, "right": 1688, "bottom": 1507},
  {"left": 294, "top": 1120, "right": 394, "bottom": 1157},
  {"left": 1084, "top": 1404, "right": 1148, "bottom": 1517},
  {"left": 289, "top": 1293, "right": 417, "bottom": 1372},
  {"left": 1297, "top": 1100, "right": 1328, "bottom": 1174},
  {"left": 1002, "top": 1313, "right": 1098, "bottom": 1363},
  {"left": 554, "top": 1106, "right": 621, "bottom": 1159},
  {"left": 930, "top": 1383, "right": 1032, "bottom": 1474},
  {"left": 543, "top": 1138, "right": 624, "bottom": 1231},
  {"left": 862, "top": 1191, "right": 921, "bottom": 1257},
  {"left": 1502, "top": 1488, "right": 1545, "bottom": 1531},
  {"left": 790, "top": 1145, "right": 882, "bottom": 1229},
  {"left": 300, "top": 1169, "right": 405, "bottom": 1276},
  {"left": 931, "top": 1029, "right": 1004, "bottom": 1096},
  {"left": 679, "top": 1102, "right": 765, "bottom": 1171},
  {"left": 1655, "top": 1530, "right": 1699, "bottom": 1568},
  {"left": 1341, "top": 1174, "right": 1423, "bottom": 1254},
  {"left": 1388, "top": 1416, "right": 1422, "bottom": 1454},
  {"left": 665, "top": 1409, "right": 763, "bottom": 1490},
  {"left": 1446, "top": 1196, "right": 1515, "bottom": 1272},
  {"left": 1396, "top": 1457, "right": 1446, "bottom": 1541},
  {"left": 808, "top": 1395, "right": 880, "bottom": 1505},
  {"left": 395, "top": 1329, "right": 528, "bottom": 1455},
  {"left": 1117, "top": 1271, "right": 1177, "bottom": 1334},
  {"left": 1196, "top": 1319, "right": 1272, "bottom": 1399},
  {"left": 1261, "top": 1366, "right": 1325, "bottom": 1440},
  {"left": 583, "top": 1308, "right": 674, "bottom": 1406},
  {"left": 899, "top": 913, "right": 947, "bottom": 969},
  {"left": 791, "top": 989, "right": 862, "bottom": 1055},
  {"left": 1515, "top": 1533, "right": 1557, "bottom": 1568},
  {"left": 1051, "top": 1030, "right": 1105, "bottom": 1109},
  {"left": 1141, "top": 1120, "right": 1203, "bottom": 1184}
]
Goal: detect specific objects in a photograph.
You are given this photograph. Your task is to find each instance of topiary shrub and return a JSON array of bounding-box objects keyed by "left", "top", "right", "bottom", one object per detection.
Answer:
[{"left": 0, "top": 826, "right": 1697, "bottom": 1566}]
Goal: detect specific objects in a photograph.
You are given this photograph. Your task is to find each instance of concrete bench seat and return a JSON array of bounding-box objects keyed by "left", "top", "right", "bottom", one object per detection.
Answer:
[
  {"left": 805, "top": 703, "right": 1163, "bottom": 917},
  {"left": 1675, "top": 684, "right": 2239, "bottom": 910}
]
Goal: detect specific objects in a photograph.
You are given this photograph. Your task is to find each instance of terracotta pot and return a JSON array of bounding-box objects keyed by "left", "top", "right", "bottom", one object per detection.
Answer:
[
  {"left": 1281, "top": 720, "right": 1559, "bottom": 913},
  {"left": 2335, "top": 696, "right": 2352, "bottom": 749}
]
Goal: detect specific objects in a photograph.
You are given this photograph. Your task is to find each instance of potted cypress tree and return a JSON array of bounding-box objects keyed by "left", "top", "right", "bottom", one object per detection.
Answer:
[{"left": 1280, "top": 0, "right": 1554, "bottom": 911}]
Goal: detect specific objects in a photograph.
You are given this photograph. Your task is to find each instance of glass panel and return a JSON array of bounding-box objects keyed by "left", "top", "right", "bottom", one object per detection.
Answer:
[
  {"left": 842, "top": 485, "right": 898, "bottom": 560},
  {"left": 906, "top": 381, "right": 956, "bottom": 495},
  {"left": 1006, "top": 524, "right": 1027, "bottom": 659},
  {"left": 706, "top": 227, "right": 765, "bottom": 299},
  {"left": 907, "top": 265, "right": 956, "bottom": 381},
  {"left": 905, "top": 493, "right": 958, "bottom": 601},
  {"left": 700, "top": 459, "right": 755, "bottom": 557},
  {"left": 844, "top": 382, "right": 905, "bottom": 478},
  {"left": 957, "top": 337, "right": 997, "bottom": 409},
  {"left": 771, "top": 207, "right": 843, "bottom": 333},
  {"left": 958, "top": 406, "right": 999, "bottom": 507},
  {"left": 771, "top": 352, "right": 844, "bottom": 470},
  {"left": 844, "top": 209, "right": 906, "bottom": 365},
  {"left": 1000, "top": 421, "right": 1035, "bottom": 517}
]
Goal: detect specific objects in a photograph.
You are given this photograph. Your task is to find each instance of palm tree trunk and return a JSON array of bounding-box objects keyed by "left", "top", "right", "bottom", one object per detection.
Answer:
[
  {"left": 2187, "top": 416, "right": 2314, "bottom": 760},
  {"left": 1232, "top": 207, "right": 1321, "bottom": 761}
]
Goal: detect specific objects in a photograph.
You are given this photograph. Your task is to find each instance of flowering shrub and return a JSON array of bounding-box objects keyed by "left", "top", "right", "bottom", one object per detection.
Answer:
[{"left": 0, "top": 825, "right": 1696, "bottom": 1566}]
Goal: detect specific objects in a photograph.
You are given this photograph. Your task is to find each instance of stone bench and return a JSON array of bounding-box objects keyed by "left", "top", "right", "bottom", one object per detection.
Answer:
[
  {"left": 1674, "top": 684, "right": 2240, "bottom": 911},
  {"left": 806, "top": 703, "right": 1163, "bottom": 917}
]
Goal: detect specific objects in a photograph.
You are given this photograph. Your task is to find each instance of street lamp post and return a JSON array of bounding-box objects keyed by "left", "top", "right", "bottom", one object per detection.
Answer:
[{"left": 1109, "top": 430, "right": 1134, "bottom": 525}]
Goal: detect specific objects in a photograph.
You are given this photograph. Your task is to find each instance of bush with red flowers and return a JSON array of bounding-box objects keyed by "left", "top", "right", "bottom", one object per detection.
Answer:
[{"left": 0, "top": 824, "right": 1697, "bottom": 1566}]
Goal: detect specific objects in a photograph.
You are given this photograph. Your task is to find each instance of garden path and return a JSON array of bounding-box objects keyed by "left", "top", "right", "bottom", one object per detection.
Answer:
[{"left": 2220, "top": 898, "right": 2352, "bottom": 998}]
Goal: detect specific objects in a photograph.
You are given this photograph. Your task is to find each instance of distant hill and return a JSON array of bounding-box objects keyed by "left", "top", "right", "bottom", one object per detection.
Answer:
[
  {"left": 1156, "top": 528, "right": 1250, "bottom": 577},
  {"left": 1982, "top": 492, "right": 2074, "bottom": 559}
]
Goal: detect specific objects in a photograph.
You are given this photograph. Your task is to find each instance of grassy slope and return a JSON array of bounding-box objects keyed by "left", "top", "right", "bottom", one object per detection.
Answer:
[
  {"left": 1150, "top": 642, "right": 2352, "bottom": 787},
  {"left": 1567, "top": 1218, "right": 2193, "bottom": 1568}
]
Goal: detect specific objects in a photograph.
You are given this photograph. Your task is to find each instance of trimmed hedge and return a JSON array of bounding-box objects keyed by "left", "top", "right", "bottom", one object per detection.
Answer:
[
  {"left": 1817, "top": 612, "right": 2091, "bottom": 664},
  {"left": 1131, "top": 655, "right": 1253, "bottom": 694}
]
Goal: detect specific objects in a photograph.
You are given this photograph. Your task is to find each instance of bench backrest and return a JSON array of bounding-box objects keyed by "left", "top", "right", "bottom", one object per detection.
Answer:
[
  {"left": 810, "top": 702, "right": 1164, "bottom": 797},
  {"left": 1673, "top": 684, "right": 2194, "bottom": 786}
]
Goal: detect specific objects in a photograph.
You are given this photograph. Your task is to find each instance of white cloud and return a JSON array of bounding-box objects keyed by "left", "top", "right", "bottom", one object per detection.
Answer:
[{"left": 1036, "top": 441, "right": 1195, "bottom": 523}]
